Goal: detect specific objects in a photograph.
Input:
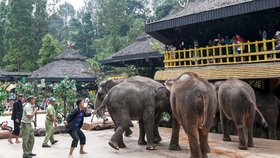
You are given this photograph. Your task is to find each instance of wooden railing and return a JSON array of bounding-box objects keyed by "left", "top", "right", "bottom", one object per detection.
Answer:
[{"left": 164, "top": 39, "right": 280, "bottom": 68}]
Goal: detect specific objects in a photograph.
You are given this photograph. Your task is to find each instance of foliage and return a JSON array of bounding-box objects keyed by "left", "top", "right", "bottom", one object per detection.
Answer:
[
  {"left": 3, "top": 0, "right": 36, "bottom": 71},
  {"left": 15, "top": 78, "right": 34, "bottom": 96},
  {"left": 38, "top": 33, "right": 61, "bottom": 66},
  {"left": 53, "top": 77, "right": 77, "bottom": 120},
  {"left": 0, "top": 82, "right": 9, "bottom": 116},
  {"left": 33, "top": 0, "right": 49, "bottom": 68}
]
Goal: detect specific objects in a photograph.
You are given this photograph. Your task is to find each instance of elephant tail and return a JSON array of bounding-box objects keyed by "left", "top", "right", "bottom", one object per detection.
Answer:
[
  {"left": 199, "top": 91, "right": 210, "bottom": 129},
  {"left": 247, "top": 95, "right": 268, "bottom": 129},
  {"left": 255, "top": 107, "right": 268, "bottom": 129}
]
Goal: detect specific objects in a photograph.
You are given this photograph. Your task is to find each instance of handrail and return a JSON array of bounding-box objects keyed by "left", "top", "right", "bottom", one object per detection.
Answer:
[{"left": 164, "top": 39, "right": 280, "bottom": 68}]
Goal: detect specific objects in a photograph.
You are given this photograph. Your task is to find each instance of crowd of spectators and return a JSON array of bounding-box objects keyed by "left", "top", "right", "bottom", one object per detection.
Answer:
[{"left": 164, "top": 30, "right": 280, "bottom": 64}]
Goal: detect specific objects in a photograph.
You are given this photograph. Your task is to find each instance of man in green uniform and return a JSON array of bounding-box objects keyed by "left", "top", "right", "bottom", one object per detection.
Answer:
[
  {"left": 42, "top": 97, "right": 58, "bottom": 148},
  {"left": 21, "top": 96, "right": 38, "bottom": 158}
]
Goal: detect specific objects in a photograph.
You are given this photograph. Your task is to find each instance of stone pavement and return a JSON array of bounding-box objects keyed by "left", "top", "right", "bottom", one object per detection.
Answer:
[{"left": 0, "top": 115, "right": 280, "bottom": 158}]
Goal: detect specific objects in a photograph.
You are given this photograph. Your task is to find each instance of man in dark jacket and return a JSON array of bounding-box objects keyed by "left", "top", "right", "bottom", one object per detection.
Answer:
[
  {"left": 64, "top": 99, "right": 96, "bottom": 158},
  {"left": 8, "top": 94, "right": 24, "bottom": 144}
]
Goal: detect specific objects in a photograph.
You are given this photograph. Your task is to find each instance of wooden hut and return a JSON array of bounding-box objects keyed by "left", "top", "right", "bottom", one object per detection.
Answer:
[
  {"left": 101, "top": 33, "right": 164, "bottom": 67},
  {"left": 101, "top": 33, "right": 164, "bottom": 77},
  {"left": 29, "top": 48, "right": 95, "bottom": 82}
]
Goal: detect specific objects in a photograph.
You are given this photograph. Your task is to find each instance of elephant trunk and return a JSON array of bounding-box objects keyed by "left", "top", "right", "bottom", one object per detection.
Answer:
[{"left": 95, "top": 94, "right": 109, "bottom": 121}]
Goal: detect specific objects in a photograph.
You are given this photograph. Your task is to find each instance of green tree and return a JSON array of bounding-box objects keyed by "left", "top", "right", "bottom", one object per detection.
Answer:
[
  {"left": 0, "top": 0, "right": 8, "bottom": 66},
  {"left": 97, "top": 0, "right": 127, "bottom": 53},
  {"left": 4, "top": 0, "right": 36, "bottom": 71},
  {"left": 57, "top": 2, "right": 75, "bottom": 43},
  {"left": 53, "top": 77, "right": 77, "bottom": 120},
  {"left": 33, "top": 0, "right": 49, "bottom": 68},
  {"left": 38, "top": 33, "right": 61, "bottom": 66}
]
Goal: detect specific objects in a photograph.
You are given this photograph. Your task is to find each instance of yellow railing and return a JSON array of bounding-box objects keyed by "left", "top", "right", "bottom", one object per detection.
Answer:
[{"left": 164, "top": 39, "right": 280, "bottom": 68}]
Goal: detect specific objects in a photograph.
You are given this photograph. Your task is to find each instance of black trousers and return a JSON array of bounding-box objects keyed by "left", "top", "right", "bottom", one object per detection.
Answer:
[
  {"left": 69, "top": 128, "right": 86, "bottom": 147},
  {"left": 12, "top": 120, "right": 20, "bottom": 135}
]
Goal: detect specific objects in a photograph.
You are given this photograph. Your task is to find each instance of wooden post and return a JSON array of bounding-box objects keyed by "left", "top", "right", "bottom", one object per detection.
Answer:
[{"left": 33, "top": 80, "right": 38, "bottom": 128}]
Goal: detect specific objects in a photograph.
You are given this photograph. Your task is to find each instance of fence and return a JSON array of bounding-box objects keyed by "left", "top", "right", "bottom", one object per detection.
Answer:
[{"left": 164, "top": 39, "right": 280, "bottom": 68}]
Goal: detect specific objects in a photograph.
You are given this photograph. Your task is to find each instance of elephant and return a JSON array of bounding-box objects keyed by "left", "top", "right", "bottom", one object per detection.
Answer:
[
  {"left": 96, "top": 80, "right": 170, "bottom": 150},
  {"left": 165, "top": 72, "right": 217, "bottom": 158},
  {"left": 255, "top": 89, "right": 280, "bottom": 139},
  {"left": 94, "top": 76, "right": 170, "bottom": 143},
  {"left": 215, "top": 78, "right": 268, "bottom": 150}
]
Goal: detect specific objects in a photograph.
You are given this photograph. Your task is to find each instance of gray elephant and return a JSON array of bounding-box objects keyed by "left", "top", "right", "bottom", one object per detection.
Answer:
[
  {"left": 215, "top": 78, "right": 268, "bottom": 150},
  {"left": 96, "top": 80, "right": 170, "bottom": 150},
  {"left": 255, "top": 89, "right": 280, "bottom": 139},
  {"left": 165, "top": 72, "right": 217, "bottom": 158},
  {"left": 95, "top": 76, "right": 170, "bottom": 143}
]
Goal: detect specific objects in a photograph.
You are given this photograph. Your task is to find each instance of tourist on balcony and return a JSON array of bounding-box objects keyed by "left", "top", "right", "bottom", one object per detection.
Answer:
[
  {"left": 192, "top": 40, "right": 200, "bottom": 64},
  {"left": 235, "top": 34, "right": 245, "bottom": 62},
  {"left": 207, "top": 40, "right": 214, "bottom": 63},
  {"left": 275, "top": 31, "right": 280, "bottom": 50}
]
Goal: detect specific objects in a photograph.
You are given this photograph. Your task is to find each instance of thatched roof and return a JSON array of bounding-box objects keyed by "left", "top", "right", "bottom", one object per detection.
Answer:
[
  {"left": 30, "top": 48, "right": 95, "bottom": 82},
  {"left": 145, "top": 0, "right": 280, "bottom": 45},
  {"left": 101, "top": 33, "right": 164, "bottom": 67},
  {"left": 160, "top": 0, "right": 252, "bottom": 22}
]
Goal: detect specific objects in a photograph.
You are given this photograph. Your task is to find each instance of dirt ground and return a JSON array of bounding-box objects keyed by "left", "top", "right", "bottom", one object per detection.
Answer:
[{"left": 0, "top": 116, "right": 280, "bottom": 158}]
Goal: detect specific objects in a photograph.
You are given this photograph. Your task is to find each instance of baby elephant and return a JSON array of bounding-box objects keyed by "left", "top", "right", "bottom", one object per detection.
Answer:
[
  {"left": 165, "top": 72, "right": 217, "bottom": 158},
  {"left": 215, "top": 78, "right": 268, "bottom": 150}
]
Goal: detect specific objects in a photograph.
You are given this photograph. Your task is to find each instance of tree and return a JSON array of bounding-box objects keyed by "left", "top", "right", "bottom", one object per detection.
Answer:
[
  {"left": 57, "top": 2, "right": 75, "bottom": 43},
  {"left": 0, "top": 0, "right": 7, "bottom": 66},
  {"left": 33, "top": 0, "right": 49, "bottom": 68},
  {"left": 37, "top": 33, "right": 61, "bottom": 66},
  {"left": 97, "top": 0, "right": 127, "bottom": 53},
  {"left": 53, "top": 77, "right": 77, "bottom": 120},
  {"left": 4, "top": 0, "right": 36, "bottom": 71}
]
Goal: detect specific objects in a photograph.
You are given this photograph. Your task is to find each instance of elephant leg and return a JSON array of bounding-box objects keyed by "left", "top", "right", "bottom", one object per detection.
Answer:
[
  {"left": 143, "top": 110, "right": 156, "bottom": 150},
  {"left": 199, "top": 128, "right": 210, "bottom": 155},
  {"left": 153, "top": 110, "right": 162, "bottom": 143},
  {"left": 234, "top": 116, "right": 247, "bottom": 150},
  {"left": 138, "top": 119, "right": 147, "bottom": 145},
  {"left": 246, "top": 115, "right": 254, "bottom": 147},
  {"left": 118, "top": 133, "right": 126, "bottom": 148},
  {"left": 220, "top": 111, "right": 231, "bottom": 141},
  {"left": 169, "top": 117, "right": 181, "bottom": 151},
  {"left": 185, "top": 127, "right": 202, "bottom": 158},
  {"left": 109, "top": 126, "right": 126, "bottom": 150},
  {"left": 237, "top": 127, "right": 247, "bottom": 150},
  {"left": 124, "top": 128, "right": 133, "bottom": 137},
  {"left": 124, "top": 121, "right": 134, "bottom": 137}
]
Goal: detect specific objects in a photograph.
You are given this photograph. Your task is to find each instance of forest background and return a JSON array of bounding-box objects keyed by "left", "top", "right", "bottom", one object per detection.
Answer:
[{"left": 0, "top": 0, "right": 195, "bottom": 75}]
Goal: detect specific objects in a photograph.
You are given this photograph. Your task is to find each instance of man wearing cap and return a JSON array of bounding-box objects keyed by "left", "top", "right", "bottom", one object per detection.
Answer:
[
  {"left": 42, "top": 97, "right": 58, "bottom": 148},
  {"left": 8, "top": 94, "right": 24, "bottom": 144},
  {"left": 21, "top": 96, "right": 39, "bottom": 158}
]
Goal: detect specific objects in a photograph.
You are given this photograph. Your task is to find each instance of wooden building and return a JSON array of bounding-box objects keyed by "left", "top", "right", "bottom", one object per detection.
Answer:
[
  {"left": 101, "top": 33, "right": 164, "bottom": 77},
  {"left": 145, "top": 0, "right": 280, "bottom": 82}
]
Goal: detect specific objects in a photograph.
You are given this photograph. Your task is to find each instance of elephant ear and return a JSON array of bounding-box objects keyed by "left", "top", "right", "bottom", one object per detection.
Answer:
[
  {"left": 164, "top": 79, "right": 174, "bottom": 91},
  {"left": 156, "top": 87, "right": 169, "bottom": 101},
  {"left": 105, "top": 80, "right": 114, "bottom": 92}
]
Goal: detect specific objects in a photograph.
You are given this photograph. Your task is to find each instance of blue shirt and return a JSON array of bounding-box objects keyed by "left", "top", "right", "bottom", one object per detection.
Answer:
[{"left": 74, "top": 112, "right": 83, "bottom": 128}]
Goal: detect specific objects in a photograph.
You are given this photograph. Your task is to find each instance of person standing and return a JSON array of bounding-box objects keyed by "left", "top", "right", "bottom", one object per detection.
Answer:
[
  {"left": 64, "top": 99, "right": 96, "bottom": 158},
  {"left": 8, "top": 94, "right": 24, "bottom": 144},
  {"left": 42, "top": 97, "right": 58, "bottom": 148},
  {"left": 21, "top": 96, "right": 39, "bottom": 158}
]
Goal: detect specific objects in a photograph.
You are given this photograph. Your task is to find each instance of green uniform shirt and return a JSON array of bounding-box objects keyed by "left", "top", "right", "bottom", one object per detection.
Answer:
[
  {"left": 46, "top": 104, "right": 55, "bottom": 121},
  {"left": 21, "top": 103, "right": 34, "bottom": 123}
]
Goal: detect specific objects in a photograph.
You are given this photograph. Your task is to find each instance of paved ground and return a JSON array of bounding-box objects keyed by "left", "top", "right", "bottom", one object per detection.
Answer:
[{"left": 1, "top": 115, "right": 280, "bottom": 158}]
